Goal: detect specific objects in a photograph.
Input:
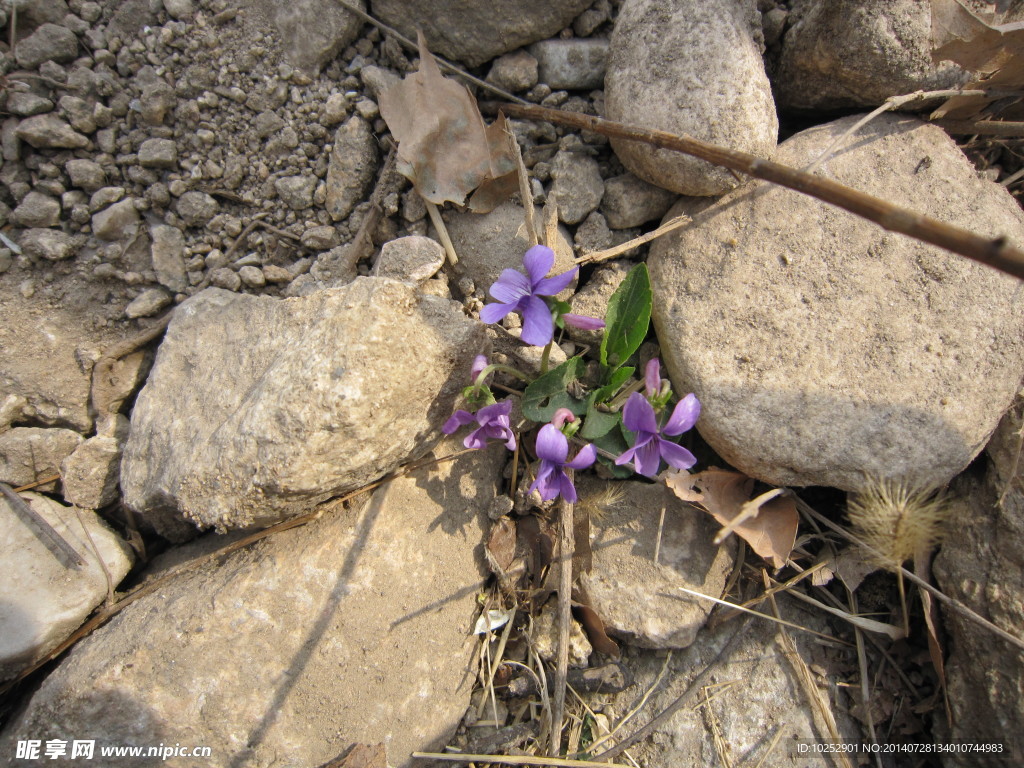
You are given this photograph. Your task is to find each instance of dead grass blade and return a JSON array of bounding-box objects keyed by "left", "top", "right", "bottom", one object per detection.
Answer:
[
  {"left": 574, "top": 214, "right": 691, "bottom": 266},
  {"left": 797, "top": 496, "right": 1024, "bottom": 653},
  {"left": 762, "top": 570, "right": 853, "bottom": 768},
  {"left": 672, "top": 585, "right": 848, "bottom": 646},
  {"left": 769, "top": 580, "right": 904, "bottom": 640}
]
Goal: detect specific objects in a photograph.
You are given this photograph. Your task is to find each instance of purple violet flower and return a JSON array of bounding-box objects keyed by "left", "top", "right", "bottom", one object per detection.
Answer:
[
  {"left": 480, "top": 245, "right": 578, "bottom": 347},
  {"left": 529, "top": 423, "right": 597, "bottom": 503},
  {"left": 443, "top": 399, "right": 517, "bottom": 451},
  {"left": 615, "top": 391, "right": 700, "bottom": 478}
]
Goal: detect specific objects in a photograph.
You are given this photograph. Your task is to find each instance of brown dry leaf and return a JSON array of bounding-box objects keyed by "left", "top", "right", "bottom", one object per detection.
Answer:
[
  {"left": 931, "top": 0, "right": 1024, "bottom": 118},
  {"left": 486, "top": 516, "right": 518, "bottom": 575},
  {"left": 379, "top": 32, "right": 516, "bottom": 210},
  {"left": 932, "top": 0, "right": 1024, "bottom": 73},
  {"left": 467, "top": 112, "right": 519, "bottom": 213},
  {"left": 662, "top": 467, "right": 705, "bottom": 503},
  {"left": 666, "top": 468, "right": 798, "bottom": 569}
]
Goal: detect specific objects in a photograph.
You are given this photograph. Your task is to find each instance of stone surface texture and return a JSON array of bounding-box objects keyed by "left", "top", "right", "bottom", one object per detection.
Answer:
[
  {"left": 649, "top": 115, "right": 1024, "bottom": 490},
  {"left": 372, "top": 235, "right": 445, "bottom": 283},
  {"left": 252, "top": 0, "right": 365, "bottom": 75},
  {"left": 0, "top": 427, "right": 82, "bottom": 489},
  {"left": 600, "top": 172, "right": 677, "bottom": 229},
  {"left": 528, "top": 38, "right": 608, "bottom": 90},
  {"left": 120, "top": 280, "right": 487, "bottom": 541},
  {"left": 605, "top": 0, "right": 777, "bottom": 196},
  {"left": 934, "top": 403, "right": 1024, "bottom": 766},
  {"left": 576, "top": 476, "right": 735, "bottom": 648},
  {"left": 325, "top": 116, "right": 377, "bottom": 222},
  {"left": 442, "top": 201, "right": 576, "bottom": 301},
  {"left": 775, "top": 0, "right": 970, "bottom": 111},
  {"left": 610, "top": 607, "right": 862, "bottom": 766},
  {"left": 371, "top": 0, "right": 595, "bottom": 67},
  {"left": 550, "top": 149, "right": 604, "bottom": 225},
  {"left": 0, "top": 273, "right": 133, "bottom": 433},
  {"left": 0, "top": 493, "right": 133, "bottom": 683},
  {"left": 1, "top": 442, "right": 503, "bottom": 767}
]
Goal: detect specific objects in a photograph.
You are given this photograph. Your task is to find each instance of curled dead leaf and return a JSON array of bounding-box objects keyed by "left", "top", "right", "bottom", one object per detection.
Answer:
[
  {"left": 379, "top": 32, "right": 516, "bottom": 210},
  {"left": 664, "top": 468, "right": 798, "bottom": 569}
]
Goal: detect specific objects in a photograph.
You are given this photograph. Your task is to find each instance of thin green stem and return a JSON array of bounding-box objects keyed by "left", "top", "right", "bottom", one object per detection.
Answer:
[
  {"left": 474, "top": 364, "right": 533, "bottom": 392},
  {"left": 540, "top": 341, "right": 553, "bottom": 375}
]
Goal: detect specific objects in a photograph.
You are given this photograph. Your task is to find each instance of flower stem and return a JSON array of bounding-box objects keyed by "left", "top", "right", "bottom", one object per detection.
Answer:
[
  {"left": 474, "top": 364, "right": 533, "bottom": 391},
  {"left": 540, "top": 341, "right": 553, "bottom": 375}
]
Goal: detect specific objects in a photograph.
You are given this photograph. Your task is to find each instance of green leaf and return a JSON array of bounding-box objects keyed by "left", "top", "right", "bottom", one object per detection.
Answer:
[
  {"left": 522, "top": 357, "right": 587, "bottom": 422},
  {"left": 592, "top": 366, "right": 634, "bottom": 405},
  {"left": 593, "top": 426, "right": 633, "bottom": 478},
  {"left": 578, "top": 394, "right": 620, "bottom": 440},
  {"left": 600, "top": 263, "right": 652, "bottom": 370}
]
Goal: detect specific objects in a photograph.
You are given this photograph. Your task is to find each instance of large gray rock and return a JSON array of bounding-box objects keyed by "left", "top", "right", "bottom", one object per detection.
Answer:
[
  {"left": 1, "top": 441, "right": 503, "bottom": 766},
  {"left": 120, "top": 279, "right": 487, "bottom": 541},
  {"left": 775, "top": 0, "right": 970, "bottom": 111},
  {"left": 605, "top": 0, "right": 777, "bottom": 196},
  {"left": 934, "top": 404, "right": 1024, "bottom": 766},
  {"left": 0, "top": 492, "right": 133, "bottom": 683},
  {"left": 372, "top": 0, "right": 594, "bottom": 67},
  {"left": 609, "top": 607, "right": 862, "bottom": 766},
  {"left": 577, "top": 476, "right": 735, "bottom": 649},
  {"left": 649, "top": 115, "right": 1024, "bottom": 491},
  {"left": 253, "top": 0, "right": 365, "bottom": 75}
]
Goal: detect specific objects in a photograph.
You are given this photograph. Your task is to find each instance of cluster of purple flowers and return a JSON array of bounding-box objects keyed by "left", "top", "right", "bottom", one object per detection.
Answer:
[{"left": 441, "top": 248, "right": 701, "bottom": 502}]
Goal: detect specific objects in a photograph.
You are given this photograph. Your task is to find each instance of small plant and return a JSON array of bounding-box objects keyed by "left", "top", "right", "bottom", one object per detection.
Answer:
[
  {"left": 442, "top": 248, "right": 701, "bottom": 501},
  {"left": 847, "top": 476, "right": 950, "bottom": 634}
]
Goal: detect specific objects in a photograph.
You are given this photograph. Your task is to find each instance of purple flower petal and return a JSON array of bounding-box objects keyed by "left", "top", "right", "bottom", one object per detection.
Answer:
[
  {"left": 657, "top": 439, "right": 697, "bottom": 471},
  {"left": 530, "top": 461, "right": 558, "bottom": 501},
  {"left": 477, "top": 400, "right": 512, "bottom": 424},
  {"left": 534, "top": 267, "right": 577, "bottom": 297},
  {"left": 490, "top": 269, "right": 532, "bottom": 303},
  {"left": 442, "top": 410, "right": 476, "bottom": 434},
  {"left": 631, "top": 439, "right": 662, "bottom": 478},
  {"left": 614, "top": 444, "right": 638, "bottom": 467},
  {"left": 480, "top": 301, "right": 515, "bottom": 325},
  {"left": 645, "top": 359, "right": 660, "bottom": 398},
  {"left": 534, "top": 423, "right": 568, "bottom": 464},
  {"left": 565, "top": 442, "right": 597, "bottom": 470},
  {"left": 522, "top": 245, "right": 555, "bottom": 284},
  {"left": 663, "top": 393, "right": 700, "bottom": 436},
  {"left": 471, "top": 355, "right": 488, "bottom": 380},
  {"left": 562, "top": 313, "right": 605, "bottom": 331},
  {"left": 463, "top": 426, "right": 490, "bottom": 450},
  {"left": 558, "top": 471, "right": 578, "bottom": 503},
  {"left": 622, "top": 392, "right": 659, "bottom": 434},
  {"left": 520, "top": 294, "right": 554, "bottom": 347}
]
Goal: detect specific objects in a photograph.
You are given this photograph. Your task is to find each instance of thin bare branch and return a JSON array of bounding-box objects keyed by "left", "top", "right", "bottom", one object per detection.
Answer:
[{"left": 483, "top": 102, "right": 1024, "bottom": 281}]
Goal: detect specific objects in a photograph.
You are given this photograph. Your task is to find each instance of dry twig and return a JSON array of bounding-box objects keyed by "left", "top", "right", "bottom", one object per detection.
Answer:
[{"left": 483, "top": 102, "right": 1024, "bottom": 281}]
